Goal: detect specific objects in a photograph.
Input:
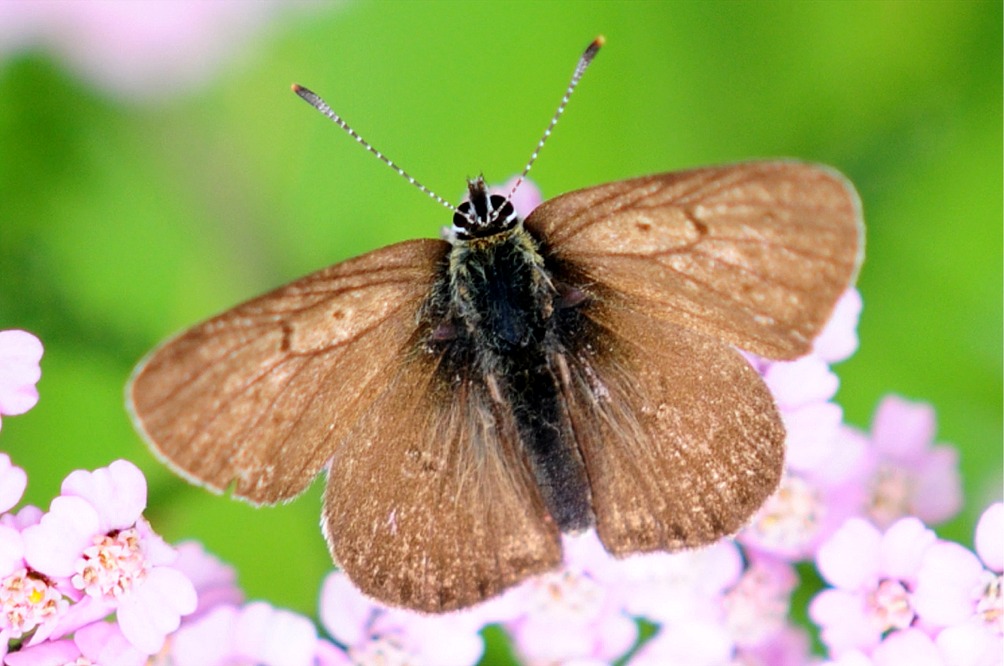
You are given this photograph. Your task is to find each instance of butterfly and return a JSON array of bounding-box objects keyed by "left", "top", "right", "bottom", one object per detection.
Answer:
[{"left": 127, "top": 37, "right": 863, "bottom": 613}]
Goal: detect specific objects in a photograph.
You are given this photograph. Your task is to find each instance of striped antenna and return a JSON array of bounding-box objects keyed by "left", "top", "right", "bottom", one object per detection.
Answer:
[
  {"left": 500, "top": 35, "right": 605, "bottom": 217},
  {"left": 292, "top": 84, "right": 461, "bottom": 215}
]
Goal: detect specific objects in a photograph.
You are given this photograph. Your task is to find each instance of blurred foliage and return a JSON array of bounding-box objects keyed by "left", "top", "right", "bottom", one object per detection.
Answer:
[{"left": 0, "top": 0, "right": 1000, "bottom": 656}]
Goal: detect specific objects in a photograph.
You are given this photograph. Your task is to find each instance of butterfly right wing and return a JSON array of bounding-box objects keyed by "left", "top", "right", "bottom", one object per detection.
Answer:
[
  {"left": 556, "top": 295, "right": 785, "bottom": 555},
  {"left": 323, "top": 341, "right": 562, "bottom": 612},
  {"left": 526, "top": 162, "right": 862, "bottom": 360},
  {"left": 128, "top": 239, "right": 449, "bottom": 506}
]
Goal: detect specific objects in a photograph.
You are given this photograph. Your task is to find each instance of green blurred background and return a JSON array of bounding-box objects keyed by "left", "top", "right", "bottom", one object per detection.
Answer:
[{"left": 1, "top": 0, "right": 1000, "bottom": 641}]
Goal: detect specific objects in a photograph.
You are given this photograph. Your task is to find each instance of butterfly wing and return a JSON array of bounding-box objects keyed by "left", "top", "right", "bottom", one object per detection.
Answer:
[
  {"left": 556, "top": 297, "right": 784, "bottom": 554},
  {"left": 526, "top": 161, "right": 863, "bottom": 360},
  {"left": 322, "top": 347, "right": 561, "bottom": 612},
  {"left": 128, "top": 239, "right": 448, "bottom": 505}
]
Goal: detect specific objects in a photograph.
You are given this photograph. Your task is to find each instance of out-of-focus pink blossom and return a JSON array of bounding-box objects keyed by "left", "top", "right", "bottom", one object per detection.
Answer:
[
  {"left": 504, "top": 531, "right": 638, "bottom": 664},
  {"left": 7, "top": 620, "right": 147, "bottom": 666},
  {"left": 723, "top": 555, "right": 798, "bottom": 648},
  {"left": 320, "top": 571, "right": 486, "bottom": 666},
  {"left": 171, "top": 601, "right": 323, "bottom": 666},
  {"left": 871, "top": 628, "right": 947, "bottom": 666},
  {"left": 862, "top": 396, "right": 962, "bottom": 528},
  {"left": 171, "top": 541, "right": 243, "bottom": 620},
  {"left": 0, "top": 330, "right": 43, "bottom": 432},
  {"left": 490, "top": 176, "right": 543, "bottom": 219},
  {"left": 810, "top": 516, "right": 937, "bottom": 656},
  {"left": 913, "top": 502, "right": 1003, "bottom": 666},
  {"left": 0, "top": 1, "right": 324, "bottom": 102}
]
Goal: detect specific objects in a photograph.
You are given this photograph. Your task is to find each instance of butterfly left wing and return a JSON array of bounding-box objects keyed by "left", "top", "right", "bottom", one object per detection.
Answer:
[
  {"left": 128, "top": 239, "right": 448, "bottom": 505},
  {"left": 322, "top": 343, "right": 561, "bottom": 612},
  {"left": 555, "top": 295, "right": 784, "bottom": 554}
]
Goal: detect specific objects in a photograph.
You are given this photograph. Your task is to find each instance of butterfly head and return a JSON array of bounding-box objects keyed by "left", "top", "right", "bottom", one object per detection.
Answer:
[{"left": 451, "top": 176, "right": 520, "bottom": 241}]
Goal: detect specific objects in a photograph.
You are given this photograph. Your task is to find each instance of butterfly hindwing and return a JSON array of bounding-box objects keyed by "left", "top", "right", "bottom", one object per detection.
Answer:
[
  {"left": 556, "top": 294, "right": 784, "bottom": 554},
  {"left": 323, "top": 347, "right": 561, "bottom": 612},
  {"left": 128, "top": 239, "right": 448, "bottom": 504},
  {"left": 527, "top": 161, "right": 862, "bottom": 360}
]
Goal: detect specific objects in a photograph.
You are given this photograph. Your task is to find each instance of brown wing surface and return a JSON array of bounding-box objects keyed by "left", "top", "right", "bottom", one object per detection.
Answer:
[
  {"left": 527, "top": 162, "right": 862, "bottom": 359},
  {"left": 323, "top": 351, "right": 561, "bottom": 612},
  {"left": 558, "top": 297, "right": 784, "bottom": 554},
  {"left": 128, "top": 239, "right": 448, "bottom": 504}
]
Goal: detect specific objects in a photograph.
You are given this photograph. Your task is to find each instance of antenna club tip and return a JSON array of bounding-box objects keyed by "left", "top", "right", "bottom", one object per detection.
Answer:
[{"left": 583, "top": 35, "right": 604, "bottom": 62}]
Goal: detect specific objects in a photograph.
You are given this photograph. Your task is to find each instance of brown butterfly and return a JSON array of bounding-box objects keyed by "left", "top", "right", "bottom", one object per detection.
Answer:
[{"left": 127, "top": 37, "right": 863, "bottom": 613}]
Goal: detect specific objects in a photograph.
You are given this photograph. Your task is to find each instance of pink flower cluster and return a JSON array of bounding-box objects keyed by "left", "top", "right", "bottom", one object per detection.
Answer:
[{"left": 1, "top": 229, "right": 999, "bottom": 666}]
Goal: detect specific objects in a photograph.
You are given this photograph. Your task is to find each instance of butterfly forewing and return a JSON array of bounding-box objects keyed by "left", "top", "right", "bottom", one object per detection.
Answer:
[
  {"left": 128, "top": 239, "right": 448, "bottom": 504},
  {"left": 526, "top": 162, "right": 862, "bottom": 360},
  {"left": 323, "top": 346, "right": 561, "bottom": 612},
  {"left": 558, "top": 295, "right": 785, "bottom": 554}
]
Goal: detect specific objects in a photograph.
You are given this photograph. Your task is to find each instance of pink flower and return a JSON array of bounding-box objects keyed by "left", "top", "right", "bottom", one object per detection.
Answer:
[
  {"left": 170, "top": 601, "right": 322, "bottom": 666},
  {"left": 913, "top": 502, "right": 1003, "bottom": 666},
  {"left": 5, "top": 620, "right": 146, "bottom": 666},
  {"left": 741, "top": 426, "right": 869, "bottom": 561},
  {"left": 21, "top": 461, "right": 196, "bottom": 654},
  {"left": 810, "top": 516, "right": 937, "bottom": 656},
  {"left": 490, "top": 176, "right": 543, "bottom": 219},
  {"left": 722, "top": 555, "right": 798, "bottom": 648},
  {"left": 0, "top": 1, "right": 320, "bottom": 102},
  {"left": 504, "top": 532, "right": 637, "bottom": 664},
  {"left": 171, "top": 541, "right": 243, "bottom": 620},
  {"left": 319, "top": 571, "right": 487, "bottom": 666},
  {"left": 0, "top": 330, "right": 43, "bottom": 433},
  {"left": 861, "top": 396, "right": 962, "bottom": 528}
]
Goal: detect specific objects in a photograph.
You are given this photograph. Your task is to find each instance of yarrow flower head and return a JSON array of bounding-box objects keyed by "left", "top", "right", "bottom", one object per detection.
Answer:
[
  {"left": 19, "top": 460, "right": 196, "bottom": 654},
  {"left": 912, "top": 502, "right": 1003, "bottom": 666},
  {"left": 810, "top": 516, "right": 938, "bottom": 656}
]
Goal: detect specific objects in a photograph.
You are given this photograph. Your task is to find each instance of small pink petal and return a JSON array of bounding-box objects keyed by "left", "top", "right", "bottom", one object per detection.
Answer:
[
  {"left": 630, "top": 620, "right": 733, "bottom": 666},
  {"left": 816, "top": 519, "right": 881, "bottom": 589},
  {"left": 404, "top": 614, "right": 489, "bottom": 666},
  {"left": 318, "top": 570, "right": 376, "bottom": 647},
  {"left": 813, "top": 289, "right": 862, "bottom": 363},
  {"left": 871, "top": 396, "right": 936, "bottom": 461},
  {"left": 783, "top": 401, "right": 844, "bottom": 474},
  {"left": 0, "top": 453, "right": 27, "bottom": 513},
  {"left": 61, "top": 459, "right": 147, "bottom": 531},
  {"left": 170, "top": 605, "right": 238, "bottom": 666},
  {"left": 3, "top": 639, "right": 79, "bottom": 666},
  {"left": 935, "top": 622, "right": 1003, "bottom": 666},
  {"left": 490, "top": 176, "right": 542, "bottom": 218},
  {"left": 764, "top": 356, "right": 839, "bottom": 408},
  {"left": 975, "top": 502, "right": 1003, "bottom": 572},
  {"left": 913, "top": 541, "right": 984, "bottom": 626},
  {"left": 0, "top": 329, "right": 43, "bottom": 417},
  {"left": 74, "top": 621, "right": 147, "bottom": 666},
  {"left": 22, "top": 495, "right": 100, "bottom": 577},
  {"left": 872, "top": 629, "right": 946, "bottom": 666},
  {"left": 910, "top": 446, "right": 963, "bottom": 525},
  {"left": 233, "top": 601, "right": 318, "bottom": 666},
  {"left": 810, "top": 589, "right": 881, "bottom": 655},
  {"left": 172, "top": 541, "right": 242, "bottom": 618},
  {"left": 117, "top": 566, "right": 197, "bottom": 654},
  {"left": 0, "top": 524, "right": 23, "bottom": 574},
  {"left": 879, "top": 517, "right": 936, "bottom": 581}
]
